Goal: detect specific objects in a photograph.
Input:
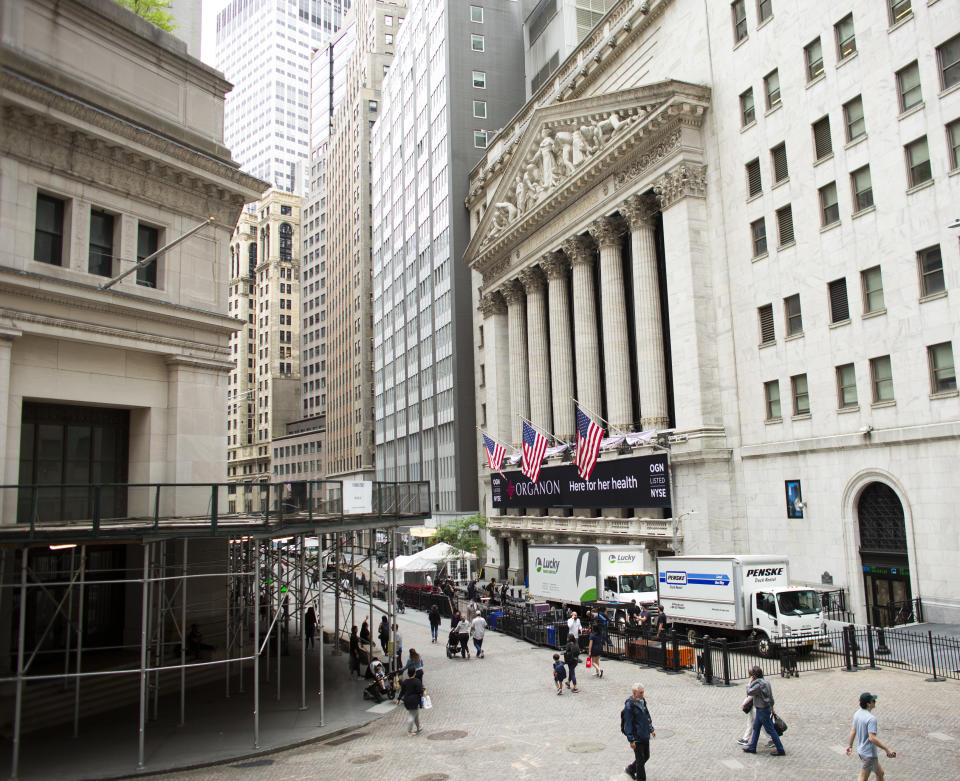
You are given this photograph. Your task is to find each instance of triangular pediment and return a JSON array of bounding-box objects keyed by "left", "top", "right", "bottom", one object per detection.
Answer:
[{"left": 464, "top": 80, "right": 710, "bottom": 271}]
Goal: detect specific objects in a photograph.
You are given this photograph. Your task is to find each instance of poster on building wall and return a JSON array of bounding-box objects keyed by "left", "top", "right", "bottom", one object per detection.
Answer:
[
  {"left": 343, "top": 480, "right": 373, "bottom": 515},
  {"left": 490, "top": 454, "right": 670, "bottom": 510}
]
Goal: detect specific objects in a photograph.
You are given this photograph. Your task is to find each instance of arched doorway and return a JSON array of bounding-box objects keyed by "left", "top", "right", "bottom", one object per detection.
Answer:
[{"left": 857, "top": 482, "right": 913, "bottom": 626}]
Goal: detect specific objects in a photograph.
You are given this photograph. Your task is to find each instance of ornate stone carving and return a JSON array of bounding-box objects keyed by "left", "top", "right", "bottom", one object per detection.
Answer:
[
  {"left": 589, "top": 215, "right": 625, "bottom": 248},
  {"left": 613, "top": 130, "right": 682, "bottom": 189},
  {"left": 518, "top": 265, "right": 546, "bottom": 293},
  {"left": 500, "top": 279, "right": 526, "bottom": 305},
  {"left": 478, "top": 291, "right": 507, "bottom": 317},
  {"left": 562, "top": 235, "right": 595, "bottom": 266},
  {"left": 621, "top": 193, "right": 660, "bottom": 229},
  {"left": 541, "top": 251, "right": 570, "bottom": 280},
  {"left": 653, "top": 163, "right": 707, "bottom": 210},
  {"left": 482, "top": 257, "right": 511, "bottom": 285}
]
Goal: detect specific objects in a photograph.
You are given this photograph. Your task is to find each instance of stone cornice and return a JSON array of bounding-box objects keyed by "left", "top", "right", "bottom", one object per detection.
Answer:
[{"left": 165, "top": 355, "right": 235, "bottom": 373}]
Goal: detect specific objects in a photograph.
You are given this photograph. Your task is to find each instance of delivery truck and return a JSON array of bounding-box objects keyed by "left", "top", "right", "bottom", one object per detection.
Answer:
[
  {"left": 657, "top": 554, "right": 825, "bottom": 657},
  {"left": 527, "top": 544, "right": 657, "bottom": 609}
]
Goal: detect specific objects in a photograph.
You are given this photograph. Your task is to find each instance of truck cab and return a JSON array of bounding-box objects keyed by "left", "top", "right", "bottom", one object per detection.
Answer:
[
  {"left": 751, "top": 586, "right": 824, "bottom": 657},
  {"left": 602, "top": 572, "right": 658, "bottom": 605}
]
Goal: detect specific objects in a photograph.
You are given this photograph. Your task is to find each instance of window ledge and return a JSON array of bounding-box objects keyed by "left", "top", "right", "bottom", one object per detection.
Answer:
[
  {"left": 751, "top": 251, "right": 769, "bottom": 263},
  {"left": 733, "top": 36, "right": 749, "bottom": 52},
  {"left": 757, "top": 16, "right": 773, "bottom": 31},
  {"left": 777, "top": 240, "right": 796, "bottom": 251},
  {"left": 898, "top": 102, "right": 925, "bottom": 121},
  {"left": 950, "top": 168, "right": 960, "bottom": 178},
  {"left": 765, "top": 417, "right": 783, "bottom": 425},
  {"left": 814, "top": 152, "right": 835, "bottom": 167},
  {"left": 764, "top": 102, "right": 782, "bottom": 117},
  {"left": 759, "top": 340, "right": 776, "bottom": 350},
  {"left": 792, "top": 413, "right": 812, "bottom": 421},
  {"left": 852, "top": 205, "right": 876, "bottom": 220},
  {"left": 829, "top": 319, "right": 851, "bottom": 329},
  {"left": 806, "top": 73, "right": 826, "bottom": 90},
  {"left": 939, "top": 82, "right": 960, "bottom": 100},
  {"left": 837, "top": 405, "right": 860, "bottom": 414},
  {"left": 741, "top": 120, "right": 757, "bottom": 133},
  {"left": 844, "top": 134, "right": 867, "bottom": 151},
  {"left": 871, "top": 400, "right": 896, "bottom": 409},
  {"left": 785, "top": 332, "right": 804, "bottom": 342},
  {"left": 746, "top": 192, "right": 763, "bottom": 204},
  {"left": 772, "top": 177, "right": 789, "bottom": 190},
  {"left": 906, "top": 179, "right": 935, "bottom": 195},
  {"left": 820, "top": 220, "right": 841, "bottom": 234},
  {"left": 919, "top": 290, "right": 948, "bottom": 304},
  {"left": 888, "top": 14, "right": 914, "bottom": 34},
  {"left": 931, "top": 389, "right": 959, "bottom": 400},
  {"left": 837, "top": 51, "right": 858, "bottom": 69},
  {"left": 862, "top": 308, "right": 887, "bottom": 320}
]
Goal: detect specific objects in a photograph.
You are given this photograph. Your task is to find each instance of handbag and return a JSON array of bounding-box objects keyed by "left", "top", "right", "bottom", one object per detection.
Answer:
[
  {"left": 741, "top": 697, "right": 753, "bottom": 714},
  {"left": 773, "top": 712, "right": 787, "bottom": 735},
  {"left": 585, "top": 656, "right": 592, "bottom": 668},
  {"left": 422, "top": 694, "right": 433, "bottom": 710}
]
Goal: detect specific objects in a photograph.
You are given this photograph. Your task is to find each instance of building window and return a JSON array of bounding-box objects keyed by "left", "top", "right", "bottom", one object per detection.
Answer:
[
  {"left": 757, "top": 0, "right": 772, "bottom": 24},
  {"left": 835, "top": 14, "right": 856, "bottom": 60},
  {"left": 905, "top": 136, "right": 932, "bottom": 187},
  {"left": 279, "top": 223, "right": 293, "bottom": 263},
  {"left": 34, "top": 193, "right": 65, "bottom": 266},
  {"left": 740, "top": 88, "right": 755, "bottom": 126},
  {"left": 136, "top": 223, "right": 159, "bottom": 288},
  {"left": 819, "top": 182, "right": 840, "bottom": 226},
  {"left": 812, "top": 115, "right": 833, "bottom": 160},
  {"left": 369, "top": 100, "right": 378, "bottom": 112},
  {"left": 88, "top": 209, "right": 114, "bottom": 277},
  {"left": 784, "top": 294, "right": 802, "bottom": 336},
  {"left": 948, "top": 119, "right": 960, "bottom": 171},
  {"left": 851, "top": 165, "right": 874, "bottom": 212},
  {"left": 280, "top": 204, "right": 291, "bottom": 216},
  {"left": 939, "top": 34, "right": 960, "bottom": 90},
  {"left": 776, "top": 204, "right": 794, "bottom": 246},
  {"left": 384, "top": 33, "right": 393, "bottom": 44},
  {"left": 870, "top": 355, "right": 894, "bottom": 402},
  {"left": 861, "top": 266, "right": 884, "bottom": 313},
  {"left": 896, "top": 61, "right": 922, "bottom": 112},
  {"left": 836, "top": 363, "right": 857, "bottom": 408},
  {"left": 472, "top": 70, "right": 486, "bottom": 88},
  {"left": 473, "top": 100, "right": 487, "bottom": 119},
  {"left": 828, "top": 277, "right": 850, "bottom": 323},
  {"left": 384, "top": 14, "right": 393, "bottom": 25},
  {"left": 751, "top": 218, "right": 767, "bottom": 257},
  {"left": 805, "top": 37, "right": 824, "bottom": 82},
  {"left": 889, "top": 0, "right": 911, "bottom": 25},
  {"left": 470, "top": 5, "right": 484, "bottom": 23},
  {"left": 764, "top": 380, "right": 781, "bottom": 420},
  {"left": 918, "top": 245, "right": 944, "bottom": 296},
  {"left": 732, "top": 0, "right": 747, "bottom": 43},
  {"left": 758, "top": 303, "right": 775, "bottom": 345},
  {"left": 791, "top": 374, "right": 810, "bottom": 415},
  {"left": 473, "top": 130, "right": 488, "bottom": 148},
  {"left": 843, "top": 95, "right": 866, "bottom": 141},
  {"left": 764, "top": 69, "right": 781, "bottom": 109},
  {"left": 471, "top": 34, "right": 484, "bottom": 51},
  {"left": 928, "top": 342, "right": 957, "bottom": 393},
  {"left": 746, "top": 158, "right": 762, "bottom": 197},
  {"left": 771, "top": 142, "right": 788, "bottom": 183}
]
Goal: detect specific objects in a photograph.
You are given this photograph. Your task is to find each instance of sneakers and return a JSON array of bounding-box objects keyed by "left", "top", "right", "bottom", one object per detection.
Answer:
[
  {"left": 624, "top": 767, "right": 637, "bottom": 779},
  {"left": 770, "top": 750, "right": 786, "bottom": 756},
  {"left": 737, "top": 739, "right": 749, "bottom": 746},
  {"left": 599, "top": 669, "right": 604, "bottom": 678},
  {"left": 766, "top": 740, "right": 776, "bottom": 748},
  {"left": 565, "top": 681, "right": 571, "bottom": 689},
  {"left": 742, "top": 748, "right": 756, "bottom": 754},
  {"left": 556, "top": 689, "right": 562, "bottom": 695}
]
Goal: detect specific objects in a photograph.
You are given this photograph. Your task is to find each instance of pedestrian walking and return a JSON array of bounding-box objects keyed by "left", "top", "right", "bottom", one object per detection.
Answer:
[
  {"left": 428, "top": 604, "right": 442, "bottom": 644},
  {"left": 450, "top": 608, "right": 462, "bottom": 630},
  {"left": 470, "top": 613, "right": 487, "bottom": 658},
  {"left": 455, "top": 615, "right": 471, "bottom": 658},
  {"left": 552, "top": 653, "right": 566, "bottom": 695},
  {"left": 846, "top": 692, "right": 895, "bottom": 780},
  {"left": 622, "top": 682, "right": 655, "bottom": 780},
  {"left": 402, "top": 648, "right": 424, "bottom": 677},
  {"left": 737, "top": 694, "right": 754, "bottom": 746},
  {"left": 393, "top": 623, "right": 403, "bottom": 668},
  {"left": 563, "top": 636, "right": 580, "bottom": 692},
  {"left": 378, "top": 616, "right": 390, "bottom": 655},
  {"left": 654, "top": 604, "right": 667, "bottom": 640},
  {"left": 499, "top": 581, "right": 508, "bottom": 605},
  {"left": 304, "top": 606, "right": 317, "bottom": 649},
  {"left": 466, "top": 599, "right": 479, "bottom": 622},
  {"left": 348, "top": 625, "right": 361, "bottom": 679},
  {"left": 588, "top": 619, "right": 604, "bottom": 678},
  {"left": 397, "top": 668, "right": 425, "bottom": 735},
  {"left": 360, "top": 619, "right": 371, "bottom": 645},
  {"left": 567, "top": 611, "right": 582, "bottom": 642},
  {"left": 467, "top": 578, "right": 477, "bottom": 600},
  {"left": 742, "top": 666, "right": 786, "bottom": 756}
]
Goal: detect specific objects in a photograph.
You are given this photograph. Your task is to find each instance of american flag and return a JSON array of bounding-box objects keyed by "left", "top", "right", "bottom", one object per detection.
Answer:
[
  {"left": 521, "top": 420, "right": 548, "bottom": 483},
  {"left": 575, "top": 406, "right": 604, "bottom": 481},
  {"left": 482, "top": 432, "right": 505, "bottom": 475}
]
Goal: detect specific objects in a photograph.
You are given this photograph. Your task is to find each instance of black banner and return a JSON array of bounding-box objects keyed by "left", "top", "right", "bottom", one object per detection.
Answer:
[{"left": 490, "top": 454, "right": 670, "bottom": 509}]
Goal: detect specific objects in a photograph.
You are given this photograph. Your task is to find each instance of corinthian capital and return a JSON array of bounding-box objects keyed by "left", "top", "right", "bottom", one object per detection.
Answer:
[
  {"left": 500, "top": 278, "right": 526, "bottom": 305},
  {"left": 518, "top": 265, "right": 546, "bottom": 293},
  {"left": 561, "top": 234, "right": 595, "bottom": 266},
  {"left": 588, "top": 215, "right": 626, "bottom": 249},
  {"left": 478, "top": 291, "right": 507, "bottom": 317},
  {"left": 652, "top": 163, "right": 707, "bottom": 210},
  {"left": 540, "top": 251, "right": 570, "bottom": 281},
  {"left": 620, "top": 193, "right": 659, "bottom": 229}
]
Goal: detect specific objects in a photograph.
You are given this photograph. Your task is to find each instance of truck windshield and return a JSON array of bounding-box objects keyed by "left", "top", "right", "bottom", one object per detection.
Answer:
[
  {"left": 776, "top": 590, "right": 821, "bottom": 616},
  {"left": 619, "top": 574, "right": 656, "bottom": 593}
]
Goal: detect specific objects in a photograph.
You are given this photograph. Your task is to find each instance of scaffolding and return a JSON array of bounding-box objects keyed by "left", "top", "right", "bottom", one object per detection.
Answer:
[{"left": 0, "top": 479, "right": 428, "bottom": 780}]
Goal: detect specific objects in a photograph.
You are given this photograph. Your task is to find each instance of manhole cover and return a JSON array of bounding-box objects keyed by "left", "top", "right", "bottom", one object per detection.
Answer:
[
  {"left": 325, "top": 731, "right": 367, "bottom": 746},
  {"left": 426, "top": 730, "right": 468, "bottom": 741},
  {"left": 410, "top": 775, "right": 450, "bottom": 781},
  {"left": 231, "top": 759, "right": 274, "bottom": 768},
  {"left": 566, "top": 742, "right": 606, "bottom": 753},
  {"left": 349, "top": 753, "right": 382, "bottom": 765},
  {"left": 655, "top": 729, "right": 675, "bottom": 739}
]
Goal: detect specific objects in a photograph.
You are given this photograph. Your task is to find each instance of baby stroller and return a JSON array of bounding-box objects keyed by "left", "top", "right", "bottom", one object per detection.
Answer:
[
  {"left": 362, "top": 662, "right": 392, "bottom": 703},
  {"left": 445, "top": 628, "right": 463, "bottom": 659}
]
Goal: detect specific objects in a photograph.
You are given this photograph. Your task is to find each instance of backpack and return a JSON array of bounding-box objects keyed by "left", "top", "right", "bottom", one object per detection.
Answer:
[
  {"left": 554, "top": 661, "right": 566, "bottom": 680},
  {"left": 620, "top": 701, "right": 629, "bottom": 735}
]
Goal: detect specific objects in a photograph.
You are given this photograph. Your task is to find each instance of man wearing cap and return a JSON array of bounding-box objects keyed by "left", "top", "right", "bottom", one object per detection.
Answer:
[{"left": 846, "top": 692, "right": 896, "bottom": 780}]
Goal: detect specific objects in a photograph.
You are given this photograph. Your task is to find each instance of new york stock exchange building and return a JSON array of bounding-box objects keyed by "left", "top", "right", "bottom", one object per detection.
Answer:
[{"left": 464, "top": 0, "right": 960, "bottom": 625}]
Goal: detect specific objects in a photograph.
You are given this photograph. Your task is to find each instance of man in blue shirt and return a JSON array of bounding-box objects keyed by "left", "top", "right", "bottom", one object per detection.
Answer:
[
  {"left": 846, "top": 692, "right": 896, "bottom": 780},
  {"left": 622, "top": 682, "right": 655, "bottom": 780}
]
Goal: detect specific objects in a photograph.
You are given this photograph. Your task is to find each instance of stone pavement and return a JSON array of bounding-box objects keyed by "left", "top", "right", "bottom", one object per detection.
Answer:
[{"left": 133, "top": 606, "right": 960, "bottom": 781}]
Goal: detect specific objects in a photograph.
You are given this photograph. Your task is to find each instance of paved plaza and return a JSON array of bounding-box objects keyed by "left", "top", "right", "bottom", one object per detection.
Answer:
[{"left": 133, "top": 607, "right": 960, "bottom": 781}]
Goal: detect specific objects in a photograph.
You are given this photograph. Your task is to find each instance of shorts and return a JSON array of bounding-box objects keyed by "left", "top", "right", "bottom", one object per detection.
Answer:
[{"left": 858, "top": 753, "right": 878, "bottom": 772}]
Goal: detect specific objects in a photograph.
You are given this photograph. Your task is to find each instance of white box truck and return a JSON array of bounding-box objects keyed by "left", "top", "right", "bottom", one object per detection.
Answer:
[
  {"left": 528, "top": 544, "right": 657, "bottom": 608},
  {"left": 657, "top": 554, "right": 825, "bottom": 656}
]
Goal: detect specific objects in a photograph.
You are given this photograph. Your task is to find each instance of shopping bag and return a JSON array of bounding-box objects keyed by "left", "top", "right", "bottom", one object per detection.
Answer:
[
  {"left": 422, "top": 695, "right": 433, "bottom": 710},
  {"left": 585, "top": 657, "right": 592, "bottom": 669},
  {"left": 773, "top": 712, "right": 787, "bottom": 735}
]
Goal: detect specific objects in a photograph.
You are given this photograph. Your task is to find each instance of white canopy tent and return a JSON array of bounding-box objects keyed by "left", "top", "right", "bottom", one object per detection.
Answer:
[{"left": 377, "top": 542, "right": 478, "bottom": 584}]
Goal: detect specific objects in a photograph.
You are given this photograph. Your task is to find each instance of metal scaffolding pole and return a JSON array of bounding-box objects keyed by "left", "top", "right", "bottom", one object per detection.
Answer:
[
  {"left": 333, "top": 535, "right": 340, "bottom": 656},
  {"left": 72, "top": 545, "right": 87, "bottom": 739},
  {"left": 137, "top": 543, "right": 151, "bottom": 770},
  {"left": 275, "top": 544, "right": 281, "bottom": 703},
  {"left": 225, "top": 537, "right": 231, "bottom": 700},
  {"left": 63, "top": 548, "right": 74, "bottom": 691},
  {"left": 253, "top": 539, "right": 261, "bottom": 749},
  {"left": 11, "top": 547, "right": 29, "bottom": 781},
  {"left": 239, "top": 539, "right": 246, "bottom": 695},
  {"left": 152, "top": 540, "right": 166, "bottom": 721},
  {"left": 299, "top": 533, "right": 306, "bottom": 711},
  {"left": 317, "top": 527, "right": 324, "bottom": 726},
  {"left": 180, "top": 538, "right": 188, "bottom": 726}
]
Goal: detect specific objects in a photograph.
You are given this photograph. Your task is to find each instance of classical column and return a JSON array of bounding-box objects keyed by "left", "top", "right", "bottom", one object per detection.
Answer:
[
  {"left": 622, "top": 194, "right": 669, "bottom": 430},
  {"left": 501, "top": 279, "right": 529, "bottom": 445},
  {"left": 519, "top": 266, "right": 552, "bottom": 436},
  {"left": 541, "top": 252, "right": 574, "bottom": 441},
  {"left": 478, "top": 291, "right": 511, "bottom": 445},
  {"left": 0, "top": 326, "right": 22, "bottom": 531},
  {"left": 589, "top": 215, "right": 632, "bottom": 432},
  {"left": 563, "top": 235, "right": 602, "bottom": 418}
]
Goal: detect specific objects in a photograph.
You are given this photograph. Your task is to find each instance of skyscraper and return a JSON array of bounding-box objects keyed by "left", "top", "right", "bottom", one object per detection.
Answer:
[{"left": 214, "top": 0, "right": 350, "bottom": 192}]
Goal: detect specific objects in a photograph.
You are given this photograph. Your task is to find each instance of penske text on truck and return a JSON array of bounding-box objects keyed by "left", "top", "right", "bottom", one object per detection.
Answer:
[
  {"left": 657, "top": 554, "right": 825, "bottom": 656},
  {"left": 528, "top": 544, "right": 657, "bottom": 608}
]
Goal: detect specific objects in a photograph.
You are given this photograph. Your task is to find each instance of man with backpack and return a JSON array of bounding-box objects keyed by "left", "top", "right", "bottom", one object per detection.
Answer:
[{"left": 622, "top": 682, "right": 655, "bottom": 780}]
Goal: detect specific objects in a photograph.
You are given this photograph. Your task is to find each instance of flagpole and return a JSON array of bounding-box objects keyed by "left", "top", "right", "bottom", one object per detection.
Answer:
[
  {"left": 476, "top": 426, "right": 520, "bottom": 454},
  {"left": 517, "top": 415, "right": 572, "bottom": 447},
  {"left": 570, "top": 397, "right": 629, "bottom": 436}
]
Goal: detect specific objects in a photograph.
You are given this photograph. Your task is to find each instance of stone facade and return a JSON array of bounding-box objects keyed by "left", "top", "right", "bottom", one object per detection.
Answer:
[{"left": 466, "top": 0, "right": 960, "bottom": 623}]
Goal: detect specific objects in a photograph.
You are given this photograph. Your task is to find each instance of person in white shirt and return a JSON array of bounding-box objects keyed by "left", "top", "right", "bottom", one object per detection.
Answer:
[
  {"left": 567, "top": 611, "right": 583, "bottom": 642},
  {"left": 470, "top": 614, "right": 488, "bottom": 658}
]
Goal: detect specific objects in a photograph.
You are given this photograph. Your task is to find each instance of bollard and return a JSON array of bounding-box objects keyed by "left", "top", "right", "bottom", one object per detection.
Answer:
[
  {"left": 849, "top": 625, "right": 860, "bottom": 669},
  {"left": 876, "top": 627, "right": 891, "bottom": 656},
  {"left": 842, "top": 625, "right": 854, "bottom": 672},
  {"left": 701, "top": 636, "right": 714, "bottom": 685},
  {"left": 925, "top": 630, "right": 945, "bottom": 683},
  {"left": 865, "top": 625, "right": 876, "bottom": 668},
  {"left": 720, "top": 638, "right": 731, "bottom": 686}
]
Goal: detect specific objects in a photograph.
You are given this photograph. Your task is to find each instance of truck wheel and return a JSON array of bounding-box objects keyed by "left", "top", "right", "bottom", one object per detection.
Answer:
[
  {"left": 686, "top": 628, "right": 697, "bottom": 643},
  {"left": 755, "top": 633, "right": 774, "bottom": 658}
]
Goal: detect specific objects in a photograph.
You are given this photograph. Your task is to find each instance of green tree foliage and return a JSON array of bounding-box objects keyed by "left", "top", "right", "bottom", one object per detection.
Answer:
[
  {"left": 433, "top": 514, "right": 488, "bottom": 559},
  {"left": 114, "top": 0, "right": 177, "bottom": 33}
]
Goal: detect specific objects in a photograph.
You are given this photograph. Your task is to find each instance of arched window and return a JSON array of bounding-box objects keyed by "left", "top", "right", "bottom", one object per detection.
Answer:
[
  {"left": 857, "top": 482, "right": 906, "bottom": 553},
  {"left": 279, "top": 223, "right": 293, "bottom": 263},
  {"left": 248, "top": 242, "right": 257, "bottom": 276}
]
